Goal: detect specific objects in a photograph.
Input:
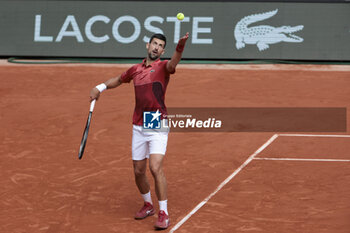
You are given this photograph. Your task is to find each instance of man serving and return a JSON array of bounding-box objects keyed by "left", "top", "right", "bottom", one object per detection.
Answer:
[{"left": 90, "top": 32, "right": 189, "bottom": 230}]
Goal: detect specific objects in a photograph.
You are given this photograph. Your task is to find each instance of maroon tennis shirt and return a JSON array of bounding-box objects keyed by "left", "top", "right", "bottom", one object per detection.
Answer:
[{"left": 120, "top": 59, "right": 175, "bottom": 126}]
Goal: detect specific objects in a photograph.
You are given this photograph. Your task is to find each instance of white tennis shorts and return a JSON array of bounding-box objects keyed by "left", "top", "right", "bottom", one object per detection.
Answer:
[{"left": 132, "top": 125, "right": 169, "bottom": 161}]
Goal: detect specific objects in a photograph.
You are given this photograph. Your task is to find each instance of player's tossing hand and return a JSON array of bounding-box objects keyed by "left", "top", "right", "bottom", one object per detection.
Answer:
[
  {"left": 179, "top": 32, "right": 189, "bottom": 46},
  {"left": 176, "top": 32, "right": 189, "bottom": 53}
]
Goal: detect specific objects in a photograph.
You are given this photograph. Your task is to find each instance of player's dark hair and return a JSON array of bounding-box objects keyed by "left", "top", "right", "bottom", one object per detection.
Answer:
[{"left": 149, "top": 33, "right": 167, "bottom": 48}]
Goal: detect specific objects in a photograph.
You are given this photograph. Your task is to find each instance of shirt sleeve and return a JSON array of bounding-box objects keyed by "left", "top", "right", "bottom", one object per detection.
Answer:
[{"left": 120, "top": 66, "right": 135, "bottom": 83}]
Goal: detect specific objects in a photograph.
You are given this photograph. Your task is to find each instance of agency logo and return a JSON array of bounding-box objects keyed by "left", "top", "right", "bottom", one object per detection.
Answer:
[
  {"left": 234, "top": 9, "right": 304, "bottom": 51},
  {"left": 143, "top": 110, "right": 162, "bottom": 129}
]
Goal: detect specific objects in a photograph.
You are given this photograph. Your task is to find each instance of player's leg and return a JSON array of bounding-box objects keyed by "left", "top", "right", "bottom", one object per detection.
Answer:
[
  {"left": 149, "top": 154, "right": 170, "bottom": 229},
  {"left": 132, "top": 125, "right": 155, "bottom": 219},
  {"left": 148, "top": 131, "right": 169, "bottom": 202},
  {"left": 133, "top": 159, "right": 150, "bottom": 196},
  {"left": 149, "top": 154, "right": 167, "bottom": 201},
  {"left": 148, "top": 130, "right": 170, "bottom": 229}
]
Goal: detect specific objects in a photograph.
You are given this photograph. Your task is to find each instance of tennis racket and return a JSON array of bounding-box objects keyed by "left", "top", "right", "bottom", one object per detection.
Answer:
[{"left": 78, "top": 99, "right": 96, "bottom": 160}]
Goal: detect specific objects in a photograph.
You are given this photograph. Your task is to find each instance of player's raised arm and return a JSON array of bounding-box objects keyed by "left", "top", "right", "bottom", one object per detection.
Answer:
[
  {"left": 90, "top": 75, "right": 123, "bottom": 101},
  {"left": 166, "top": 32, "right": 189, "bottom": 73}
]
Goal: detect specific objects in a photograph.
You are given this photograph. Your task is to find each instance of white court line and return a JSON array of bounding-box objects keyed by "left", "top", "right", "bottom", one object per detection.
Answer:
[
  {"left": 169, "top": 134, "right": 279, "bottom": 233},
  {"left": 254, "top": 157, "right": 350, "bottom": 162},
  {"left": 278, "top": 134, "right": 350, "bottom": 138}
]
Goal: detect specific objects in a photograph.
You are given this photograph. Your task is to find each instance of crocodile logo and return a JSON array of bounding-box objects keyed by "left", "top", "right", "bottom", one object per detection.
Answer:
[{"left": 234, "top": 9, "right": 304, "bottom": 51}]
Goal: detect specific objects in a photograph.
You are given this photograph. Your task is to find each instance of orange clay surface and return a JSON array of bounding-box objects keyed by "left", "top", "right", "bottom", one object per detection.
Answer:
[{"left": 0, "top": 62, "right": 349, "bottom": 233}]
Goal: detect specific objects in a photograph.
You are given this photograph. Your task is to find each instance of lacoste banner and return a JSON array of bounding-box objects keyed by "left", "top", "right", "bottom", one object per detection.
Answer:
[{"left": 0, "top": 1, "right": 349, "bottom": 60}]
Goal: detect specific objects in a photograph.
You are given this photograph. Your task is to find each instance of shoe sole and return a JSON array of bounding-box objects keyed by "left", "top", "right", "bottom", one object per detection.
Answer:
[
  {"left": 134, "top": 210, "right": 155, "bottom": 220},
  {"left": 154, "top": 222, "right": 170, "bottom": 230},
  {"left": 154, "top": 225, "right": 170, "bottom": 230}
]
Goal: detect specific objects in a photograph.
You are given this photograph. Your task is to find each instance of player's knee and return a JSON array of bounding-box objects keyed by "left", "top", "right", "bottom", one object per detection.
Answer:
[
  {"left": 133, "top": 159, "right": 147, "bottom": 177},
  {"left": 134, "top": 166, "right": 146, "bottom": 177},
  {"left": 149, "top": 163, "right": 162, "bottom": 177}
]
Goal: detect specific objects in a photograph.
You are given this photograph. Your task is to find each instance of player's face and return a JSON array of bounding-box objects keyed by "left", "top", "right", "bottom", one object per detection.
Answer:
[{"left": 147, "top": 38, "right": 165, "bottom": 60}]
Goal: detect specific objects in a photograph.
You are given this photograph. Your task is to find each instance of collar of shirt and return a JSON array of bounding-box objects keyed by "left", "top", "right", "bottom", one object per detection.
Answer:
[{"left": 142, "top": 58, "right": 161, "bottom": 68}]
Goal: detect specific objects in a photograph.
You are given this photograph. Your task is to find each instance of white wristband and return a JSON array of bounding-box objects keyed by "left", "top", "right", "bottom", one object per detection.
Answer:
[{"left": 96, "top": 83, "right": 107, "bottom": 92}]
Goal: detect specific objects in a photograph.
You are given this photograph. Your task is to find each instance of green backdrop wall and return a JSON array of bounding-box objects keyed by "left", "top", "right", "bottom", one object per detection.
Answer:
[{"left": 0, "top": 1, "right": 349, "bottom": 60}]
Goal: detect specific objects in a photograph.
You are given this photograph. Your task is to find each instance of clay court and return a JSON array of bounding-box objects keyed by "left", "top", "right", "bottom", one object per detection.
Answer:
[{"left": 1, "top": 62, "right": 350, "bottom": 233}]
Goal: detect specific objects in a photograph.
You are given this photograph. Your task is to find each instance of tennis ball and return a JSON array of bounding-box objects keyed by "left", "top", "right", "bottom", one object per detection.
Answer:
[{"left": 177, "top": 13, "right": 185, "bottom": 21}]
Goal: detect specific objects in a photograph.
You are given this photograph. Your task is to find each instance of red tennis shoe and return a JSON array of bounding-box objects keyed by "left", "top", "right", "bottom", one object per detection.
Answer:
[
  {"left": 134, "top": 202, "right": 155, "bottom": 220},
  {"left": 154, "top": 210, "right": 170, "bottom": 229}
]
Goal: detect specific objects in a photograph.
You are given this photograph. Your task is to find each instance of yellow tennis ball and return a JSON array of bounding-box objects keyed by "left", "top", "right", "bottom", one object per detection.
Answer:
[{"left": 177, "top": 13, "right": 185, "bottom": 21}]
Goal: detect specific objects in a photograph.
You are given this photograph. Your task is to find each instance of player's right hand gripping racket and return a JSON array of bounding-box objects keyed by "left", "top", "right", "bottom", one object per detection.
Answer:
[{"left": 78, "top": 99, "right": 96, "bottom": 160}]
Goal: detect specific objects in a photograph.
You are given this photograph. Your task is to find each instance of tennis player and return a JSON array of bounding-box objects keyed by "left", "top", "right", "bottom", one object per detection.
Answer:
[{"left": 90, "top": 32, "right": 189, "bottom": 230}]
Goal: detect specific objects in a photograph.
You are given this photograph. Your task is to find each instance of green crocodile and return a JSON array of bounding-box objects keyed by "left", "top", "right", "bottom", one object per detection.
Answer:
[{"left": 234, "top": 9, "right": 304, "bottom": 51}]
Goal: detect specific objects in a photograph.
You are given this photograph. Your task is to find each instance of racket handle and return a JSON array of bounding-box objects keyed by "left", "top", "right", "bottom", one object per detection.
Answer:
[{"left": 90, "top": 99, "right": 96, "bottom": 112}]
